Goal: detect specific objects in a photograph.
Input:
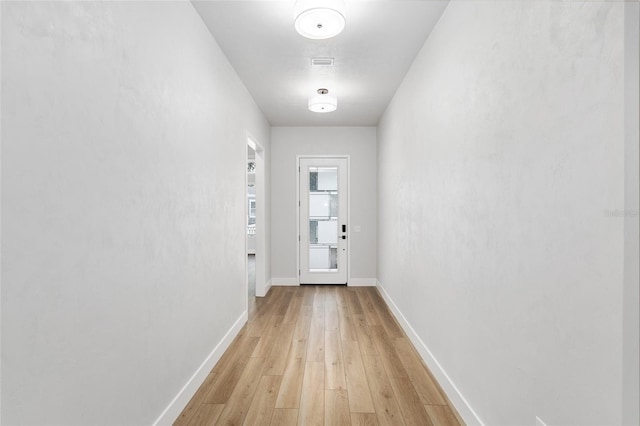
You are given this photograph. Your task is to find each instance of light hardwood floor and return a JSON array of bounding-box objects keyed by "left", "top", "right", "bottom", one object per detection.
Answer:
[{"left": 174, "top": 286, "right": 464, "bottom": 426}]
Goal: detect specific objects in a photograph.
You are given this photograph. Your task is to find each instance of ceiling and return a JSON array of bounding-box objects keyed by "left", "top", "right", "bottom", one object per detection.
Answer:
[{"left": 192, "top": 1, "right": 449, "bottom": 126}]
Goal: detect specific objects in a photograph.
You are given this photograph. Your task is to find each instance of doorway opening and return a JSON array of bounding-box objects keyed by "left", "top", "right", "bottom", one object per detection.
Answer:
[
  {"left": 247, "top": 144, "right": 256, "bottom": 311},
  {"left": 247, "top": 136, "right": 267, "bottom": 311}
]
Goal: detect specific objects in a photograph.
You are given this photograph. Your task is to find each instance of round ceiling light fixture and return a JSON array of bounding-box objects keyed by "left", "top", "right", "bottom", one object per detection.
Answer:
[
  {"left": 309, "top": 88, "right": 337, "bottom": 113},
  {"left": 294, "top": 0, "right": 346, "bottom": 40}
]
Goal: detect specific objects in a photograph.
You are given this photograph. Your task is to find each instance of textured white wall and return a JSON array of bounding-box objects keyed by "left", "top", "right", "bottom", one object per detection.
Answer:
[
  {"left": 623, "top": 3, "right": 640, "bottom": 425},
  {"left": 1, "top": 1, "right": 269, "bottom": 424},
  {"left": 270, "top": 127, "right": 377, "bottom": 283},
  {"left": 378, "top": 1, "right": 626, "bottom": 424}
]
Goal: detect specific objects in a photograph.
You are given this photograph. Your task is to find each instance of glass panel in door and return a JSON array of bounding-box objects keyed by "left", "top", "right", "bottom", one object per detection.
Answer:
[{"left": 308, "top": 167, "right": 338, "bottom": 271}]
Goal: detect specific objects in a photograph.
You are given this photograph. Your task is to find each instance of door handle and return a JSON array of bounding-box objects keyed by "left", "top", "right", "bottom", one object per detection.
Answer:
[
  {"left": 342, "top": 224, "right": 346, "bottom": 232},
  {"left": 341, "top": 235, "right": 346, "bottom": 240}
]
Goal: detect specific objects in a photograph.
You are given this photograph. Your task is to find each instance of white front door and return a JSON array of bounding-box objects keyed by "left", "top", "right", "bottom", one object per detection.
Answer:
[{"left": 299, "top": 157, "right": 348, "bottom": 284}]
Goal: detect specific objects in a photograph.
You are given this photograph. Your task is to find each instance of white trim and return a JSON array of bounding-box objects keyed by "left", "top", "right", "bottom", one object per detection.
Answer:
[
  {"left": 535, "top": 416, "right": 547, "bottom": 426},
  {"left": 296, "top": 157, "right": 300, "bottom": 290},
  {"left": 270, "top": 277, "right": 299, "bottom": 286},
  {"left": 347, "top": 156, "right": 351, "bottom": 291},
  {"left": 244, "top": 142, "right": 250, "bottom": 314},
  {"left": 348, "top": 278, "right": 377, "bottom": 287},
  {"left": 264, "top": 278, "right": 273, "bottom": 294},
  {"left": 376, "top": 280, "right": 484, "bottom": 426},
  {"left": 153, "top": 311, "right": 248, "bottom": 425}
]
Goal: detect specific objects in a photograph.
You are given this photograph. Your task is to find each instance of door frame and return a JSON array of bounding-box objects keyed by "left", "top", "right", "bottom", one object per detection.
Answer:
[{"left": 296, "top": 155, "right": 351, "bottom": 285}]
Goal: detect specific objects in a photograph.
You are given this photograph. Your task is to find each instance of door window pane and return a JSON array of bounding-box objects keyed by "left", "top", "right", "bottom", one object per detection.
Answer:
[
  {"left": 308, "top": 167, "right": 338, "bottom": 272},
  {"left": 310, "top": 194, "right": 332, "bottom": 218},
  {"left": 309, "top": 246, "right": 338, "bottom": 270}
]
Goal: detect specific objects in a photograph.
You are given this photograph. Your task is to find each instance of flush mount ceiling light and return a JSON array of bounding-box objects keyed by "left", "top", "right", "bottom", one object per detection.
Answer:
[
  {"left": 294, "top": 0, "right": 346, "bottom": 40},
  {"left": 309, "top": 88, "right": 337, "bottom": 113}
]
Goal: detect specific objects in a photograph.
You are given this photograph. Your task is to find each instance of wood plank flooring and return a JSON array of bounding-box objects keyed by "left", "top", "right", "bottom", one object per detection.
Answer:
[{"left": 174, "top": 286, "right": 464, "bottom": 426}]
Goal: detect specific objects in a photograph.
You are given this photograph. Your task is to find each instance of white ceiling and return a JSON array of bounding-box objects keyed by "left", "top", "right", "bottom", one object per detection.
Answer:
[{"left": 192, "top": 1, "right": 449, "bottom": 126}]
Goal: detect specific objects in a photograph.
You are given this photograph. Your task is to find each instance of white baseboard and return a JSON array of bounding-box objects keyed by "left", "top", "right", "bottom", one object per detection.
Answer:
[
  {"left": 153, "top": 311, "right": 248, "bottom": 425},
  {"left": 376, "top": 280, "right": 483, "bottom": 426},
  {"left": 256, "top": 279, "right": 271, "bottom": 298},
  {"left": 263, "top": 279, "right": 273, "bottom": 295},
  {"left": 348, "top": 278, "right": 377, "bottom": 287},
  {"left": 270, "top": 278, "right": 376, "bottom": 287},
  {"left": 270, "top": 277, "right": 299, "bottom": 286}
]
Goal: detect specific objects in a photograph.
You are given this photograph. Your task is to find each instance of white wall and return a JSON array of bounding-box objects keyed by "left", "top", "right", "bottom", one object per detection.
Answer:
[
  {"left": 623, "top": 3, "right": 640, "bottom": 425},
  {"left": 1, "top": 1, "right": 270, "bottom": 424},
  {"left": 271, "top": 127, "right": 376, "bottom": 284},
  {"left": 378, "top": 1, "right": 628, "bottom": 425}
]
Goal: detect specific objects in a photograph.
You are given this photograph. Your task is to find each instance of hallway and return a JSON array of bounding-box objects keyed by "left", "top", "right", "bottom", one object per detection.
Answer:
[
  {"left": 2, "top": 1, "right": 638, "bottom": 424},
  {"left": 174, "top": 286, "right": 461, "bottom": 426}
]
